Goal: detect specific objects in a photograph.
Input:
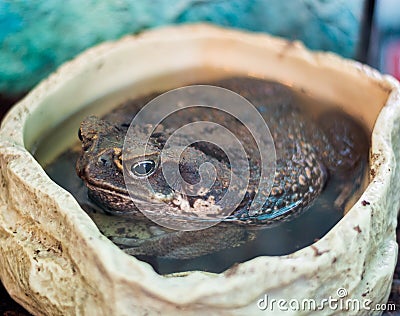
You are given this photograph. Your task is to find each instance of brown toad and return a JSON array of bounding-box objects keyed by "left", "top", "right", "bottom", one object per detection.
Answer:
[{"left": 76, "top": 77, "right": 368, "bottom": 226}]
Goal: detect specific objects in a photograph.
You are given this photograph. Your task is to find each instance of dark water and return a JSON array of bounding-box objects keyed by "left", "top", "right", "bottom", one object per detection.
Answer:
[
  {"left": 42, "top": 78, "right": 369, "bottom": 275},
  {"left": 45, "top": 148, "right": 365, "bottom": 274}
]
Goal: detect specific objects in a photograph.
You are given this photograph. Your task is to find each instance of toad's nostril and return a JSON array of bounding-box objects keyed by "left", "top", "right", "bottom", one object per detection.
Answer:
[{"left": 98, "top": 155, "right": 111, "bottom": 167}]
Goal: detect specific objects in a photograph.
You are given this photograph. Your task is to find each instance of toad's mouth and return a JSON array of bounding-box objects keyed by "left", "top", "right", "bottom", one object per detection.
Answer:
[
  {"left": 84, "top": 180, "right": 228, "bottom": 223},
  {"left": 84, "top": 179, "right": 180, "bottom": 210},
  {"left": 83, "top": 177, "right": 129, "bottom": 195}
]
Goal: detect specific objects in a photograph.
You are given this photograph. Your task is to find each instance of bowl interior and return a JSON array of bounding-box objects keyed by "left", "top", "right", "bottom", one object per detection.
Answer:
[{"left": 19, "top": 27, "right": 391, "bottom": 264}]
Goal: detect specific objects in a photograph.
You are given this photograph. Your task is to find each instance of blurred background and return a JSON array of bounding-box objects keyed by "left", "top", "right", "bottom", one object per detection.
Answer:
[
  {"left": 0, "top": 0, "right": 368, "bottom": 97},
  {"left": 1, "top": 0, "right": 400, "bottom": 314}
]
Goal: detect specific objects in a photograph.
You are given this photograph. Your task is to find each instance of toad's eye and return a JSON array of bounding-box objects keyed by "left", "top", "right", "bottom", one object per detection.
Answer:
[{"left": 131, "top": 160, "right": 156, "bottom": 177}]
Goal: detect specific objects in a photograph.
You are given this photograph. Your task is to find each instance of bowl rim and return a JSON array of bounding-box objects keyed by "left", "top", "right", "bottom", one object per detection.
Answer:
[{"left": 1, "top": 23, "right": 399, "bottom": 309}]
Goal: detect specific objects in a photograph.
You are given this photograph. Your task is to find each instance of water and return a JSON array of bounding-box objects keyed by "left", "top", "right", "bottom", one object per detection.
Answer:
[{"left": 39, "top": 74, "right": 369, "bottom": 275}]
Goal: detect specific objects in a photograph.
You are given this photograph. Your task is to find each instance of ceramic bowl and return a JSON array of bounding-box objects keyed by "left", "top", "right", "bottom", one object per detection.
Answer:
[{"left": 0, "top": 24, "right": 399, "bottom": 315}]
